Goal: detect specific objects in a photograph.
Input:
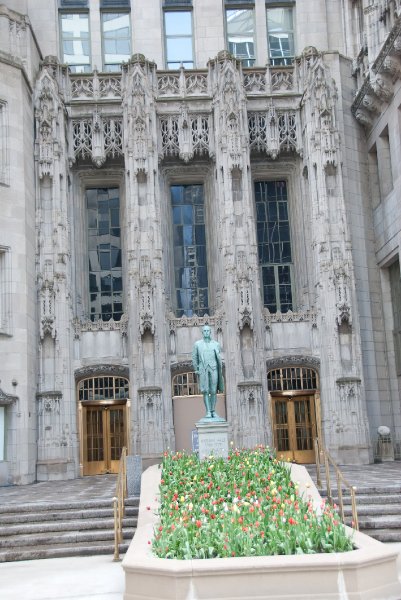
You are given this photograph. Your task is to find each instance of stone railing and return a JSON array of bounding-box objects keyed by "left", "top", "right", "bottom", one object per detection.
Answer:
[
  {"left": 70, "top": 70, "right": 122, "bottom": 102},
  {"left": 65, "top": 65, "right": 297, "bottom": 104}
]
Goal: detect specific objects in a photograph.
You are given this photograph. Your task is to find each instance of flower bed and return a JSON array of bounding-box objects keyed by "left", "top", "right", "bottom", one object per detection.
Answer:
[
  {"left": 123, "top": 463, "right": 401, "bottom": 600},
  {"left": 152, "top": 447, "right": 352, "bottom": 559}
]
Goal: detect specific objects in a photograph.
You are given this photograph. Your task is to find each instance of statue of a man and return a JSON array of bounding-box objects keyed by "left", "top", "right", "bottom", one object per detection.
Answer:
[{"left": 192, "top": 325, "right": 224, "bottom": 420}]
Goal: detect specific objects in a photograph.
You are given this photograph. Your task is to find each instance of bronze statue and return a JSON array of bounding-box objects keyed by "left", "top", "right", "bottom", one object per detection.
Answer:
[{"left": 192, "top": 325, "right": 224, "bottom": 421}]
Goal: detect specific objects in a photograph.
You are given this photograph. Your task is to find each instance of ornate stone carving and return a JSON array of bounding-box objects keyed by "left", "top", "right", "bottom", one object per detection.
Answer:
[
  {"left": 39, "top": 276, "right": 56, "bottom": 340},
  {"left": 34, "top": 65, "right": 63, "bottom": 179},
  {"left": 331, "top": 378, "right": 369, "bottom": 446},
  {"left": 70, "top": 71, "right": 122, "bottom": 101},
  {"left": 212, "top": 53, "right": 247, "bottom": 171},
  {"left": 243, "top": 71, "right": 266, "bottom": 94},
  {"left": 263, "top": 308, "right": 318, "bottom": 326},
  {"left": 370, "top": 72, "right": 393, "bottom": 101},
  {"left": 237, "top": 382, "right": 265, "bottom": 448},
  {"left": 354, "top": 108, "right": 373, "bottom": 127},
  {"left": 334, "top": 263, "right": 352, "bottom": 327},
  {"left": 0, "top": 387, "right": 18, "bottom": 406},
  {"left": 73, "top": 315, "right": 128, "bottom": 339},
  {"left": 271, "top": 69, "right": 294, "bottom": 92},
  {"left": 352, "top": 16, "right": 401, "bottom": 125},
  {"left": 139, "top": 256, "right": 155, "bottom": 334},
  {"left": 249, "top": 105, "right": 299, "bottom": 158},
  {"left": 168, "top": 311, "right": 222, "bottom": 332},
  {"left": 123, "top": 57, "right": 155, "bottom": 175},
  {"left": 236, "top": 250, "right": 253, "bottom": 330},
  {"left": 159, "top": 107, "right": 212, "bottom": 162},
  {"left": 157, "top": 74, "right": 180, "bottom": 96},
  {"left": 170, "top": 361, "right": 195, "bottom": 374},
  {"left": 159, "top": 115, "right": 180, "bottom": 157},
  {"left": 138, "top": 387, "right": 164, "bottom": 454},
  {"left": 300, "top": 49, "right": 339, "bottom": 167},
  {"left": 74, "top": 364, "right": 129, "bottom": 380},
  {"left": 72, "top": 113, "right": 123, "bottom": 166},
  {"left": 185, "top": 73, "right": 208, "bottom": 95},
  {"left": 36, "top": 392, "right": 72, "bottom": 462},
  {"left": 265, "top": 355, "right": 320, "bottom": 371}
]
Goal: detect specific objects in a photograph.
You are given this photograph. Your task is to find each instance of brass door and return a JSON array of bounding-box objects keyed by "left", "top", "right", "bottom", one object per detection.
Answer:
[
  {"left": 82, "top": 404, "right": 126, "bottom": 475},
  {"left": 272, "top": 395, "right": 316, "bottom": 463}
]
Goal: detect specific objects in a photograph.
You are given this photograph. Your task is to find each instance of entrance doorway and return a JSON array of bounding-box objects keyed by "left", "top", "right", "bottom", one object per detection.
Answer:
[
  {"left": 77, "top": 375, "right": 130, "bottom": 476},
  {"left": 268, "top": 366, "right": 320, "bottom": 464},
  {"left": 82, "top": 403, "right": 126, "bottom": 475},
  {"left": 272, "top": 394, "right": 316, "bottom": 463}
]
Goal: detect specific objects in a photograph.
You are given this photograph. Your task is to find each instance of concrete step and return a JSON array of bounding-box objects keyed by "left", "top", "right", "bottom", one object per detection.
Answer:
[
  {"left": 0, "top": 516, "right": 138, "bottom": 537},
  {"left": 0, "top": 539, "right": 131, "bottom": 563},
  {"left": 364, "top": 529, "right": 401, "bottom": 543},
  {"left": 0, "top": 499, "right": 116, "bottom": 514},
  {"left": 0, "top": 527, "right": 136, "bottom": 549},
  {"left": 0, "top": 507, "right": 115, "bottom": 525},
  {"left": 356, "top": 516, "right": 401, "bottom": 530},
  {"left": 343, "top": 504, "right": 401, "bottom": 517},
  {"left": 0, "top": 495, "right": 139, "bottom": 562}
]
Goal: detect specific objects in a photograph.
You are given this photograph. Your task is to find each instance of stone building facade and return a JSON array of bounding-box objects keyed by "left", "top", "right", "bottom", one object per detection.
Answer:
[{"left": 0, "top": 0, "right": 400, "bottom": 484}]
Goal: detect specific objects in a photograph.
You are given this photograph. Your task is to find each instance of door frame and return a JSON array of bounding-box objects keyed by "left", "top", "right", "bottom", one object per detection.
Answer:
[
  {"left": 78, "top": 399, "right": 131, "bottom": 476},
  {"left": 270, "top": 390, "right": 319, "bottom": 463}
]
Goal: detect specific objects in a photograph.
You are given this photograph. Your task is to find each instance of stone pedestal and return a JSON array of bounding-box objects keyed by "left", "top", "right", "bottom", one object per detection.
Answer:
[{"left": 196, "top": 420, "right": 229, "bottom": 460}]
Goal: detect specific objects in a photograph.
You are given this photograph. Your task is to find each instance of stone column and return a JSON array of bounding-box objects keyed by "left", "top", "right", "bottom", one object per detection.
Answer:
[
  {"left": 298, "top": 48, "right": 370, "bottom": 463},
  {"left": 122, "top": 55, "right": 174, "bottom": 459},
  {"left": 34, "top": 57, "right": 76, "bottom": 480}
]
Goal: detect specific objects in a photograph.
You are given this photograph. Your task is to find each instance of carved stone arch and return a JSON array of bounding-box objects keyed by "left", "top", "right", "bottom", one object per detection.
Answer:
[
  {"left": 74, "top": 364, "right": 130, "bottom": 381},
  {"left": 266, "top": 355, "right": 320, "bottom": 374}
]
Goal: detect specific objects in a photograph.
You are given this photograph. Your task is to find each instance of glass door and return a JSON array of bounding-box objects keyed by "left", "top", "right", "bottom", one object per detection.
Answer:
[
  {"left": 82, "top": 403, "right": 126, "bottom": 475},
  {"left": 272, "top": 395, "right": 316, "bottom": 463}
]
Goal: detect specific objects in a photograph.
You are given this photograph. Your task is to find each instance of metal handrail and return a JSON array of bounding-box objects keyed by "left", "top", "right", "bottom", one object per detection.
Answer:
[
  {"left": 314, "top": 438, "right": 359, "bottom": 530},
  {"left": 113, "top": 446, "right": 127, "bottom": 561}
]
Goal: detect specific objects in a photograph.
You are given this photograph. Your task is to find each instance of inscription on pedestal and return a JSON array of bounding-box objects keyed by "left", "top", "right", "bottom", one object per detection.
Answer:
[{"left": 196, "top": 422, "right": 229, "bottom": 460}]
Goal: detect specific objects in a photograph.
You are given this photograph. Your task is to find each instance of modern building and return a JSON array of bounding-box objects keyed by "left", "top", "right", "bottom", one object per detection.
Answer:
[{"left": 0, "top": 0, "right": 400, "bottom": 485}]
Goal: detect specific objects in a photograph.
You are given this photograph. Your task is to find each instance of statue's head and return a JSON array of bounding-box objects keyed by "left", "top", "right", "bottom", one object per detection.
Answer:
[{"left": 202, "top": 325, "right": 211, "bottom": 340}]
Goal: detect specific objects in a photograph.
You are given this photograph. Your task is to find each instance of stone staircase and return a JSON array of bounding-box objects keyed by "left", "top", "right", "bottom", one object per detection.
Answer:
[
  {"left": 337, "top": 485, "right": 401, "bottom": 542},
  {"left": 306, "top": 464, "right": 401, "bottom": 543},
  {"left": 0, "top": 496, "right": 138, "bottom": 562}
]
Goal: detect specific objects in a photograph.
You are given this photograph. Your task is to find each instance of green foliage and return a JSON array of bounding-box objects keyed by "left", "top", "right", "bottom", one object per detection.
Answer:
[{"left": 151, "top": 447, "right": 353, "bottom": 560}]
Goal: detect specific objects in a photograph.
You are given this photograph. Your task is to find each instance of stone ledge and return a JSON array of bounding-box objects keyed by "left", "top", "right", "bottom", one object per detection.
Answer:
[{"left": 123, "top": 464, "right": 401, "bottom": 600}]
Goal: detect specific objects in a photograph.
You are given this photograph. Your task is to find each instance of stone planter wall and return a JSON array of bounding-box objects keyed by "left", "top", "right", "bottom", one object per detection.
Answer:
[{"left": 123, "top": 464, "right": 401, "bottom": 600}]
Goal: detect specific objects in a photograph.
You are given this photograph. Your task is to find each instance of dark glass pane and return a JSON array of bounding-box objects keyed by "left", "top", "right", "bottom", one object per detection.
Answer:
[
  {"left": 86, "top": 188, "right": 123, "bottom": 321},
  {"left": 172, "top": 206, "right": 182, "bottom": 224},
  {"left": 111, "top": 247, "right": 122, "bottom": 268},
  {"left": 171, "top": 184, "right": 209, "bottom": 317}
]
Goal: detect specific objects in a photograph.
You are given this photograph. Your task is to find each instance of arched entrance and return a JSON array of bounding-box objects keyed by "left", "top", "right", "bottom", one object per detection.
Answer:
[
  {"left": 268, "top": 366, "right": 321, "bottom": 463},
  {"left": 77, "top": 375, "right": 130, "bottom": 475}
]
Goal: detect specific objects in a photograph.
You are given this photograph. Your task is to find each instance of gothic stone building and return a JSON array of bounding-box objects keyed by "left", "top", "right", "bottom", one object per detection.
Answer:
[{"left": 0, "top": 0, "right": 401, "bottom": 484}]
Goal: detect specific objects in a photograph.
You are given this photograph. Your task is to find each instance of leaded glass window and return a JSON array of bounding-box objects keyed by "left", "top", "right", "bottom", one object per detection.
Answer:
[
  {"left": 60, "top": 12, "right": 91, "bottom": 72},
  {"left": 87, "top": 188, "right": 123, "bottom": 321},
  {"left": 78, "top": 376, "right": 129, "bottom": 401},
  {"left": 267, "top": 7, "right": 295, "bottom": 66},
  {"left": 171, "top": 184, "right": 209, "bottom": 317},
  {"left": 102, "top": 12, "right": 131, "bottom": 72},
  {"left": 226, "top": 9, "right": 255, "bottom": 66},
  {"left": 164, "top": 11, "right": 194, "bottom": 69},
  {"left": 255, "top": 180, "right": 293, "bottom": 312}
]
